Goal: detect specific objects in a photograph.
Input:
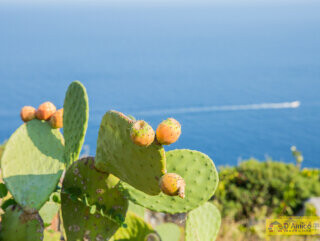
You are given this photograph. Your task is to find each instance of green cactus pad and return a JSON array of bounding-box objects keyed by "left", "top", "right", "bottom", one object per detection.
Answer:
[
  {"left": 43, "top": 230, "right": 61, "bottom": 241},
  {"left": 39, "top": 201, "right": 60, "bottom": 226},
  {"left": 155, "top": 223, "right": 181, "bottom": 241},
  {"left": 61, "top": 157, "right": 128, "bottom": 241},
  {"left": 120, "top": 149, "right": 218, "bottom": 213},
  {"left": 185, "top": 202, "right": 221, "bottom": 241},
  {"left": 95, "top": 110, "right": 166, "bottom": 195},
  {"left": 128, "top": 201, "right": 145, "bottom": 219},
  {"left": 1, "top": 198, "right": 16, "bottom": 211},
  {"left": 0, "top": 205, "right": 44, "bottom": 241},
  {"left": 1, "top": 120, "right": 64, "bottom": 211},
  {"left": 63, "top": 81, "right": 89, "bottom": 167},
  {"left": 111, "top": 211, "right": 156, "bottom": 241},
  {"left": 0, "top": 183, "right": 8, "bottom": 198},
  {"left": 127, "top": 114, "right": 136, "bottom": 121}
]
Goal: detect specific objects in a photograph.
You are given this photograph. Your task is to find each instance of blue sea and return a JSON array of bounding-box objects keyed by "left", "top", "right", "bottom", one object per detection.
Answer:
[{"left": 0, "top": 1, "right": 319, "bottom": 168}]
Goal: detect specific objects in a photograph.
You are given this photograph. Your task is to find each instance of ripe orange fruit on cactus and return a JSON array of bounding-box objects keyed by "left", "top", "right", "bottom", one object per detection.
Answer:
[
  {"left": 159, "top": 173, "right": 186, "bottom": 199},
  {"left": 20, "top": 106, "right": 36, "bottom": 122},
  {"left": 50, "top": 109, "right": 63, "bottom": 129},
  {"left": 130, "top": 120, "right": 155, "bottom": 147},
  {"left": 36, "top": 101, "right": 56, "bottom": 120},
  {"left": 156, "top": 118, "right": 181, "bottom": 145}
]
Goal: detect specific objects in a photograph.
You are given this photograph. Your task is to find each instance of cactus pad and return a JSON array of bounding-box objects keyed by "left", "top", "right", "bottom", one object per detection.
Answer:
[
  {"left": 128, "top": 201, "right": 145, "bottom": 219},
  {"left": 1, "top": 120, "right": 64, "bottom": 211},
  {"left": 185, "top": 202, "right": 221, "bottom": 241},
  {"left": 0, "top": 183, "right": 8, "bottom": 198},
  {"left": 95, "top": 110, "right": 166, "bottom": 195},
  {"left": 63, "top": 81, "right": 89, "bottom": 167},
  {"left": 39, "top": 201, "right": 60, "bottom": 226},
  {"left": 120, "top": 149, "right": 218, "bottom": 213},
  {"left": 155, "top": 223, "right": 181, "bottom": 241},
  {"left": 111, "top": 211, "right": 156, "bottom": 241},
  {"left": 43, "top": 230, "right": 61, "bottom": 241},
  {"left": 0, "top": 205, "right": 44, "bottom": 241},
  {"left": 61, "top": 157, "right": 128, "bottom": 241},
  {"left": 127, "top": 114, "right": 136, "bottom": 121}
]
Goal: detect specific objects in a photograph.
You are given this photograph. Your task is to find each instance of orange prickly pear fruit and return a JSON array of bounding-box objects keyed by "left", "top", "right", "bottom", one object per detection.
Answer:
[
  {"left": 36, "top": 101, "right": 56, "bottom": 120},
  {"left": 20, "top": 106, "right": 36, "bottom": 122},
  {"left": 156, "top": 118, "right": 181, "bottom": 145},
  {"left": 130, "top": 120, "right": 155, "bottom": 147},
  {"left": 50, "top": 108, "right": 63, "bottom": 129},
  {"left": 159, "top": 173, "right": 186, "bottom": 199}
]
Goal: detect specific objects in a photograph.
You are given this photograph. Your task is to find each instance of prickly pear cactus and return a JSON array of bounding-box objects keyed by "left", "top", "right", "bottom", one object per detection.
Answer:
[
  {"left": 95, "top": 111, "right": 166, "bottom": 195},
  {"left": 128, "top": 201, "right": 145, "bottom": 219},
  {"left": 43, "top": 230, "right": 61, "bottom": 241},
  {"left": 63, "top": 81, "right": 89, "bottom": 167},
  {"left": 185, "top": 202, "right": 221, "bottom": 241},
  {"left": 61, "top": 157, "right": 128, "bottom": 241},
  {"left": 0, "top": 183, "right": 8, "bottom": 198},
  {"left": 121, "top": 149, "right": 218, "bottom": 213},
  {"left": 111, "top": 211, "right": 156, "bottom": 241},
  {"left": 127, "top": 114, "right": 136, "bottom": 121},
  {"left": 155, "top": 223, "right": 181, "bottom": 241},
  {"left": 1, "top": 120, "right": 64, "bottom": 211},
  {"left": 0, "top": 205, "right": 44, "bottom": 241},
  {"left": 39, "top": 200, "right": 60, "bottom": 227}
]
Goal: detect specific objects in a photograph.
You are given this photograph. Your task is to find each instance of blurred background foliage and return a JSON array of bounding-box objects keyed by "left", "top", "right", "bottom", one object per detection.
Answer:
[
  {"left": 213, "top": 159, "right": 320, "bottom": 219},
  {"left": 213, "top": 147, "right": 320, "bottom": 240}
]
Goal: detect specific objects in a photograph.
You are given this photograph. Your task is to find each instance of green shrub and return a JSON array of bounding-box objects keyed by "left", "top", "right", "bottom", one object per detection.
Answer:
[
  {"left": 213, "top": 159, "right": 320, "bottom": 220},
  {"left": 305, "top": 203, "right": 317, "bottom": 216}
]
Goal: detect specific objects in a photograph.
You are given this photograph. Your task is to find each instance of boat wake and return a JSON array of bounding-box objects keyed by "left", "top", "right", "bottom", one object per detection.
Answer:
[{"left": 132, "top": 101, "right": 301, "bottom": 116}]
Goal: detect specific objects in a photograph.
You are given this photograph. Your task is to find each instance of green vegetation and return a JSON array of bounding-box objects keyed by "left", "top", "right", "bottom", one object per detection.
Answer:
[
  {"left": 214, "top": 158, "right": 320, "bottom": 220},
  {"left": 1, "top": 120, "right": 64, "bottom": 211},
  {"left": 213, "top": 151, "right": 320, "bottom": 241},
  {"left": 0, "top": 81, "right": 220, "bottom": 241},
  {"left": 0, "top": 81, "right": 319, "bottom": 241}
]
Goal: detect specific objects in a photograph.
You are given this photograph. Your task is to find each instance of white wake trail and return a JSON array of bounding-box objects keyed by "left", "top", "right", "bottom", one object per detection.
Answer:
[{"left": 132, "top": 101, "right": 301, "bottom": 116}]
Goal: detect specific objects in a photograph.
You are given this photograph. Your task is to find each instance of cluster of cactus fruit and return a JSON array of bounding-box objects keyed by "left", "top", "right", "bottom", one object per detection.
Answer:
[
  {"left": 0, "top": 81, "right": 221, "bottom": 241},
  {"left": 20, "top": 102, "right": 63, "bottom": 129}
]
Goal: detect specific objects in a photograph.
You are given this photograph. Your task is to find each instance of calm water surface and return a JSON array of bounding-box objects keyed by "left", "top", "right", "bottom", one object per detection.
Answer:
[{"left": 0, "top": 1, "right": 319, "bottom": 167}]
